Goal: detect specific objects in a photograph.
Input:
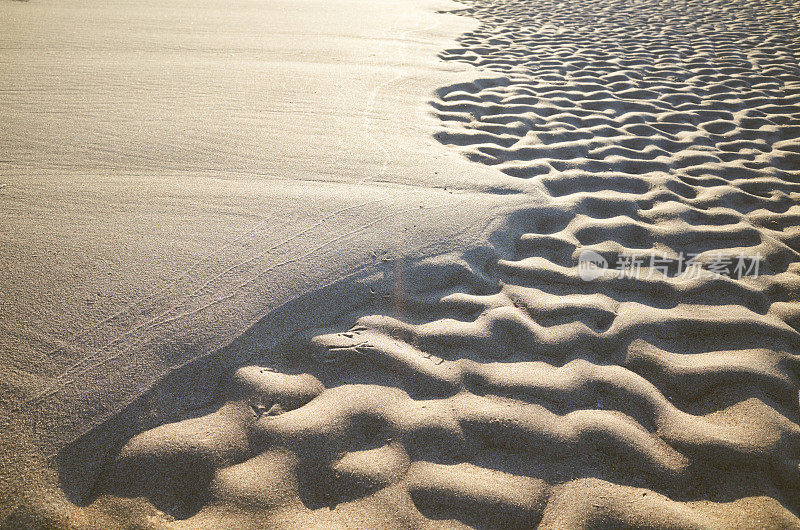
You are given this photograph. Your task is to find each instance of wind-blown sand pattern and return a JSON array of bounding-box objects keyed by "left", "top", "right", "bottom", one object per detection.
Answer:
[
  {"left": 433, "top": 0, "right": 800, "bottom": 184},
  {"left": 69, "top": 212, "right": 800, "bottom": 527},
  {"left": 5, "top": 0, "right": 800, "bottom": 527}
]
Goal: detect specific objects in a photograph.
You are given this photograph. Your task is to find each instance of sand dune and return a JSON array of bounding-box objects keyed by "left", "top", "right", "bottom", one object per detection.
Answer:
[{"left": 3, "top": 0, "right": 800, "bottom": 526}]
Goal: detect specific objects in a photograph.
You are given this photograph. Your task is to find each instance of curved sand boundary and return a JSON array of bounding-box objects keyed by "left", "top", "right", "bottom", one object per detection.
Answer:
[{"left": 0, "top": 0, "right": 533, "bottom": 519}]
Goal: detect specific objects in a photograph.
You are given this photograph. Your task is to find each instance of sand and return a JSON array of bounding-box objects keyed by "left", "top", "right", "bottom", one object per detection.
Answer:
[
  {"left": 1, "top": 0, "right": 800, "bottom": 526},
  {"left": 0, "top": 0, "right": 526, "bottom": 517}
]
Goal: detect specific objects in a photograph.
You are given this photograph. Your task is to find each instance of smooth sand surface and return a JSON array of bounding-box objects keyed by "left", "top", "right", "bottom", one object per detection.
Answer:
[{"left": 2, "top": 0, "right": 800, "bottom": 527}]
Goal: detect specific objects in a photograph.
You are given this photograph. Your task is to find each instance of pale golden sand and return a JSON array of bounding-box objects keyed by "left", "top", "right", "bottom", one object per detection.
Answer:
[{"left": 2, "top": 0, "right": 800, "bottom": 527}]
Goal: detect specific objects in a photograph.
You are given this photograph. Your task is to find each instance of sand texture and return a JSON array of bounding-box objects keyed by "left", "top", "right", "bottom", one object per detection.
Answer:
[
  {"left": 0, "top": 0, "right": 528, "bottom": 517},
  {"left": 3, "top": 0, "right": 800, "bottom": 527}
]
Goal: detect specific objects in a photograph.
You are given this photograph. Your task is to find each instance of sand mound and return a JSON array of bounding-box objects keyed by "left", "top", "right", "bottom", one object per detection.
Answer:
[{"left": 7, "top": 0, "right": 800, "bottom": 526}]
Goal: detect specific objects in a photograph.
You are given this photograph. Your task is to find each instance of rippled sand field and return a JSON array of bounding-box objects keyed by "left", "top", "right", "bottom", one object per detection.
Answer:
[{"left": 3, "top": 0, "right": 800, "bottom": 527}]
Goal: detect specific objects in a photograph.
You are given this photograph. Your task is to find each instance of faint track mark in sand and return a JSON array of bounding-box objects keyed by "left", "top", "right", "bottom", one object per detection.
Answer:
[
  {"left": 17, "top": 199, "right": 390, "bottom": 411},
  {"left": 358, "top": 9, "right": 445, "bottom": 183}
]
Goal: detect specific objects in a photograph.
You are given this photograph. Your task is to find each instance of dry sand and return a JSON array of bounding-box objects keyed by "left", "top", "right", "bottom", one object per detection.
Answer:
[{"left": 2, "top": 0, "right": 800, "bottom": 527}]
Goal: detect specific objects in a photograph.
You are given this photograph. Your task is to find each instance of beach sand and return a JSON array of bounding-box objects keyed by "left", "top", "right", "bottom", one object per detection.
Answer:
[{"left": 2, "top": 0, "right": 800, "bottom": 527}]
